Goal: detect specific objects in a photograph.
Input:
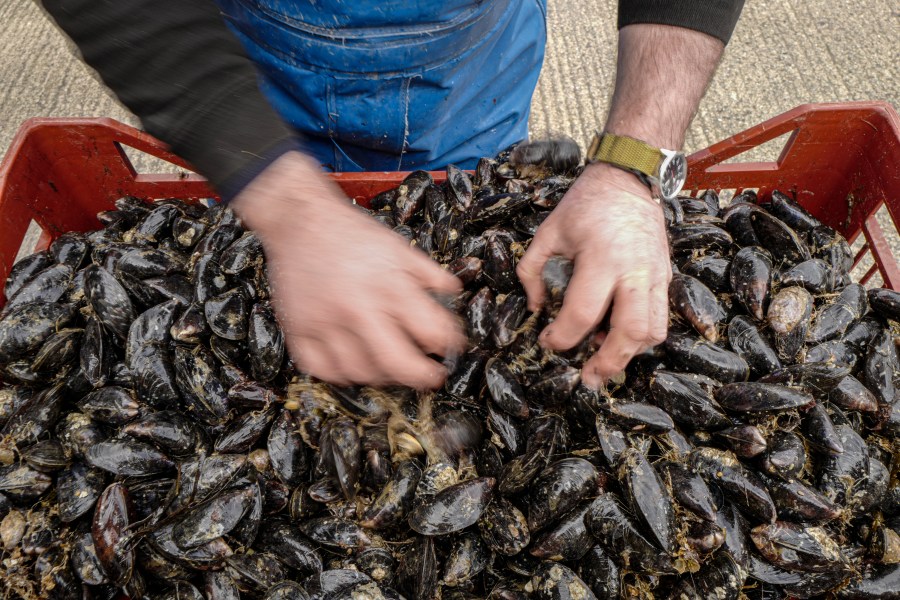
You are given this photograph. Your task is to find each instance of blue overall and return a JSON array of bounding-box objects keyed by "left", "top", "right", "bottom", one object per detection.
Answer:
[{"left": 214, "top": 0, "right": 548, "bottom": 171}]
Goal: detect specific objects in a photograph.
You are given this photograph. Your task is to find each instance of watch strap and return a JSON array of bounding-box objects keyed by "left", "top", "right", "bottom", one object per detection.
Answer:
[{"left": 586, "top": 133, "right": 664, "bottom": 177}]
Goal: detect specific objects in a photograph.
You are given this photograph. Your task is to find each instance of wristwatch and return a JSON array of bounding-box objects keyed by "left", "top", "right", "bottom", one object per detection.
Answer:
[{"left": 586, "top": 132, "right": 688, "bottom": 202}]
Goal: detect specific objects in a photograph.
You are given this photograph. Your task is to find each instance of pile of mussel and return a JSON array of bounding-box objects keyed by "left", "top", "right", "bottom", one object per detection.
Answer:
[{"left": 0, "top": 139, "right": 899, "bottom": 600}]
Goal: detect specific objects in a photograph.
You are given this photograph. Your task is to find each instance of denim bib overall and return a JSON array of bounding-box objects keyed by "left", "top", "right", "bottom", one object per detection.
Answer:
[{"left": 214, "top": 0, "right": 548, "bottom": 171}]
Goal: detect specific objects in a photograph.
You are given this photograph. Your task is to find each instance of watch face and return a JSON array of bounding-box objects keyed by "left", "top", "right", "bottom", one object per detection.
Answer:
[{"left": 659, "top": 153, "right": 688, "bottom": 201}]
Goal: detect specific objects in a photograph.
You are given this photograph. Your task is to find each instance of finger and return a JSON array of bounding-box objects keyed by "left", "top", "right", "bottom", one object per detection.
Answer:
[
  {"left": 363, "top": 318, "right": 449, "bottom": 390},
  {"left": 290, "top": 336, "right": 350, "bottom": 385},
  {"left": 395, "top": 288, "right": 467, "bottom": 358},
  {"left": 582, "top": 280, "right": 653, "bottom": 387},
  {"left": 516, "top": 233, "right": 554, "bottom": 311},
  {"left": 540, "top": 260, "right": 616, "bottom": 351},
  {"left": 407, "top": 249, "right": 463, "bottom": 295}
]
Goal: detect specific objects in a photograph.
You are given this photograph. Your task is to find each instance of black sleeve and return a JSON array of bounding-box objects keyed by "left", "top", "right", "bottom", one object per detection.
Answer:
[
  {"left": 618, "top": 0, "right": 745, "bottom": 44},
  {"left": 37, "top": 0, "right": 301, "bottom": 200}
]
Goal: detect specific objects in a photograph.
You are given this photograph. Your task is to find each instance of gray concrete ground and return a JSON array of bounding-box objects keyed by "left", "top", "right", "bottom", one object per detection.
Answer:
[{"left": 1, "top": 0, "right": 898, "bottom": 279}]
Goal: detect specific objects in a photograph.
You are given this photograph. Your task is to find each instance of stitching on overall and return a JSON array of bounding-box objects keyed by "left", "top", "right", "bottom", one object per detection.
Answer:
[
  {"left": 397, "top": 75, "right": 420, "bottom": 171},
  {"left": 326, "top": 78, "right": 339, "bottom": 170}
]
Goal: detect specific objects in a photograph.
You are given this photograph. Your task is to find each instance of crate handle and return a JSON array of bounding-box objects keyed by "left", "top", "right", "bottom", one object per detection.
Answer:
[{"left": 3, "top": 117, "right": 217, "bottom": 202}]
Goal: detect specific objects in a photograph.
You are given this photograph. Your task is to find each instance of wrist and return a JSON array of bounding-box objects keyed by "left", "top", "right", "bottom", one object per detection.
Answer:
[
  {"left": 601, "top": 120, "right": 683, "bottom": 152},
  {"left": 231, "top": 151, "right": 344, "bottom": 236},
  {"left": 581, "top": 162, "right": 658, "bottom": 205}
]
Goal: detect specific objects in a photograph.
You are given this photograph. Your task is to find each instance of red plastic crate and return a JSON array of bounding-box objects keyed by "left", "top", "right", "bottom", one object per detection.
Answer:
[{"left": 1, "top": 102, "right": 898, "bottom": 308}]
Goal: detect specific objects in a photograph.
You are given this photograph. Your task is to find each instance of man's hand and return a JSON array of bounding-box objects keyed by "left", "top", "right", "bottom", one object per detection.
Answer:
[
  {"left": 518, "top": 163, "right": 671, "bottom": 388},
  {"left": 517, "top": 23, "right": 727, "bottom": 388},
  {"left": 231, "top": 151, "right": 466, "bottom": 389}
]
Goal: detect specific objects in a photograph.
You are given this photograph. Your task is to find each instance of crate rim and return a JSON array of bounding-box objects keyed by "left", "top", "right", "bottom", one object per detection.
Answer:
[{"left": 3, "top": 100, "right": 899, "bottom": 182}]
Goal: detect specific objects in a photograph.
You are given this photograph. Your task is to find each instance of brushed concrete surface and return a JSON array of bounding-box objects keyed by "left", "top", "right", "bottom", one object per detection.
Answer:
[{"left": 1, "top": 0, "right": 898, "bottom": 280}]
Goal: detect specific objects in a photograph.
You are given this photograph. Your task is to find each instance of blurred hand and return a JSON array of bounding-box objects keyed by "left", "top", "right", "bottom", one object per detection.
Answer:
[
  {"left": 231, "top": 151, "right": 465, "bottom": 389},
  {"left": 517, "top": 162, "right": 671, "bottom": 388}
]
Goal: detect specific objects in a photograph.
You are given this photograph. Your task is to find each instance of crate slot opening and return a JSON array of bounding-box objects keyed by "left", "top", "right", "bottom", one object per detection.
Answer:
[
  {"left": 865, "top": 204, "right": 899, "bottom": 288},
  {"left": 851, "top": 249, "right": 885, "bottom": 288},
  {"left": 115, "top": 142, "right": 196, "bottom": 177},
  {"left": 719, "top": 131, "right": 796, "bottom": 166},
  {"left": 14, "top": 220, "right": 45, "bottom": 263},
  {"left": 849, "top": 225, "right": 887, "bottom": 289}
]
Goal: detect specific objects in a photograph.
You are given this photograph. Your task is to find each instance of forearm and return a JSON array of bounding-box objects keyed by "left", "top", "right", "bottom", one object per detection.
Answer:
[
  {"left": 604, "top": 24, "right": 726, "bottom": 150},
  {"left": 37, "top": 0, "right": 299, "bottom": 199}
]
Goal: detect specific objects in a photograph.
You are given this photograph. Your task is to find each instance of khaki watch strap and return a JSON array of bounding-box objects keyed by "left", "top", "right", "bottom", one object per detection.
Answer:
[{"left": 586, "top": 133, "right": 664, "bottom": 177}]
